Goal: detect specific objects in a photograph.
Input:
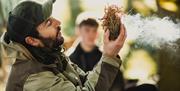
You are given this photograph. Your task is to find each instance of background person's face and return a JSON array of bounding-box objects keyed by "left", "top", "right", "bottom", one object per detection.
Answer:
[{"left": 79, "top": 26, "right": 98, "bottom": 47}]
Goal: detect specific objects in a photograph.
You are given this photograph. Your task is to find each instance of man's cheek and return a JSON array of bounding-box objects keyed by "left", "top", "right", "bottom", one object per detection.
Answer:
[
  {"left": 39, "top": 31, "right": 53, "bottom": 39},
  {"left": 46, "top": 27, "right": 57, "bottom": 36}
]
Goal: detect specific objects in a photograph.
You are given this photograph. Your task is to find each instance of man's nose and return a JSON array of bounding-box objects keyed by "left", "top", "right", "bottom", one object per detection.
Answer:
[
  {"left": 56, "top": 19, "right": 61, "bottom": 25},
  {"left": 52, "top": 18, "right": 61, "bottom": 27},
  {"left": 55, "top": 19, "right": 61, "bottom": 26}
]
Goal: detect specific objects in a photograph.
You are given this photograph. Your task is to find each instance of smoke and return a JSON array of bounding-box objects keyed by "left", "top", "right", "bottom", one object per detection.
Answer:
[{"left": 122, "top": 14, "right": 180, "bottom": 49}]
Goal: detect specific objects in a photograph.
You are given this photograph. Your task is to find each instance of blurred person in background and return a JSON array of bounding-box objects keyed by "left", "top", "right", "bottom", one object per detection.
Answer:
[{"left": 69, "top": 18, "right": 102, "bottom": 72}]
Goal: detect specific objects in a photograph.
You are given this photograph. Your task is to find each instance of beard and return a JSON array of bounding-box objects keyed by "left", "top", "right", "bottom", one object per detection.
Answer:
[
  {"left": 39, "top": 26, "right": 64, "bottom": 50},
  {"left": 24, "top": 27, "right": 67, "bottom": 72},
  {"left": 24, "top": 26, "right": 65, "bottom": 65},
  {"left": 39, "top": 34, "right": 64, "bottom": 50}
]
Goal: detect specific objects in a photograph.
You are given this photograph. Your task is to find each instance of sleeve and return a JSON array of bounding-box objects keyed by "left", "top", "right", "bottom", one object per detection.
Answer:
[{"left": 23, "top": 54, "right": 122, "bottom": 91}]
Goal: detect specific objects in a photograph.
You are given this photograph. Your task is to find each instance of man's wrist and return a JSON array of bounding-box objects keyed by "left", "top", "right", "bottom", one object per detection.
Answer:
[
  {"left": 101, "top": 54, "right": 122, "bottom": 68},
  {"left": 103, "top": 52, "right": 117, "bottom": 58}
]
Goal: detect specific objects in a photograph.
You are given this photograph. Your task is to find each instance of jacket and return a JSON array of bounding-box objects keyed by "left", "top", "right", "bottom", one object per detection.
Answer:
[
  {"left": 0, "top": 32, "right": 123, "bottom": 91},
  {"left": 69, "top": 43, "right": 102, "bottom": 72}
]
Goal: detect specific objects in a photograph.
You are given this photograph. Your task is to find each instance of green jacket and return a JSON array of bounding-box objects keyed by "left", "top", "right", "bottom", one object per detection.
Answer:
[{"left": 0, "top": 32, "right": 123, "bottom": 91}]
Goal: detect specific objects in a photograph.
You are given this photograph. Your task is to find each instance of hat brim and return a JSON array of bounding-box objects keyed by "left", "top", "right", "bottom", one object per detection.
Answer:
[{"left": 42, "top": 0, "right": 55, "bottom": 21}]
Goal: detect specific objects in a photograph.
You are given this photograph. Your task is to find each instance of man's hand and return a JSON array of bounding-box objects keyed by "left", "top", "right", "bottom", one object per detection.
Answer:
[{"left": 103, "top": 20, "right": 127, "bottom": 58}]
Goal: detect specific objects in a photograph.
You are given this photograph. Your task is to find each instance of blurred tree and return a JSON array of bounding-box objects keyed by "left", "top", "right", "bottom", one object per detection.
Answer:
[
  {"left": 0, "top": 0, "right": 21, "bottom": 31},
  {"left": 125, "top": 0, "right": 180, "bottom": 20},
  {"left": 125, "top": 0, "right": 137, "bottom": 15},
  {"left": 158, "top": 39, "right": 180, "bottom": 91},
  {"left": 0, "top": 0, "right": 20, "bottom": 85},
  {"left": 63, "top": 0, "right": 83, "bottom": 36},
  {"left": 155, "top": 1, "right": 180, "bottom": 91},
  {"left": 125, "top": 0, "right": 156, "bottom": 16},
  {"left": 156, "top": 0, "right": 180, "bottom": 21}
]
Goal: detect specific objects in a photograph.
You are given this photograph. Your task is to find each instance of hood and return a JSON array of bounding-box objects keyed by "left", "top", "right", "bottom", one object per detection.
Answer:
[{"left": 0, "top": 32, "right": 37, "bottom": 63}]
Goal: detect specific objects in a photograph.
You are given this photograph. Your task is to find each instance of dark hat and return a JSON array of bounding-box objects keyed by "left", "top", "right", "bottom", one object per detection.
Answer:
[{"left": 5, "top": 0, "right": 56, "bottom": 44}]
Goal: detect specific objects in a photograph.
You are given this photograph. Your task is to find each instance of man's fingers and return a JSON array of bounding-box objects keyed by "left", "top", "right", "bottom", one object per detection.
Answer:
[
  {"left": 121, "top": 28, "right": 127, "bottom": 44},
  {"left": 121, "top": 24, "right": 127, "bottom": 42},
  {"left": 115, "top": 12, "right": 126, "bottom": 43},
  {"left": 116, "top": 24, "right": 126, "bottom": 43}
]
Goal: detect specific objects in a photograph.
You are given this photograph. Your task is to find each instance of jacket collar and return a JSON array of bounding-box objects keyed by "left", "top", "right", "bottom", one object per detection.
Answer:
[{"left": 0, "top": 32, "right": 37, "bottom": 62}]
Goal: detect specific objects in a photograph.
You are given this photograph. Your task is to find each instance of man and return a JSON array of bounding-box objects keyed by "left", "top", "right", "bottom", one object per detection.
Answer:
[
  {"left": 69, "top": 18, "right": 102, "bottom": 72},
  {"left": 0, "top": 0, "right": 126, "bottom": 91}
]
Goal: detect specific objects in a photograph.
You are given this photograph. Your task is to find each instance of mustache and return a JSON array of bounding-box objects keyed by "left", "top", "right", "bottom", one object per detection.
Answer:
[
  {"left": 56, "top": 26, "right": 61, "bottom": 37},
  {"left": 57, "top": 26, "right": 61, "bottom": 32}
]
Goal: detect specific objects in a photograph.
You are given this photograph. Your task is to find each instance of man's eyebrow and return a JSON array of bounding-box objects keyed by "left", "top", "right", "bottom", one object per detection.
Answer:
[{"left": 44, "top": 18, "right": 51, "bottom": 24}]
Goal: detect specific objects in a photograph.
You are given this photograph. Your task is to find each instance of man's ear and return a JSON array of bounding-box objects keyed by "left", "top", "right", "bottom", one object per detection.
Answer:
[{"left": 25, "top": 36, "right": 43, "bottom": 47}]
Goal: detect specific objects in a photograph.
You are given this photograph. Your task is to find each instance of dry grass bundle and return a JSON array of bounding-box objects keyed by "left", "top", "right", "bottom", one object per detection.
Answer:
[{"left": 101, "top": 5, "right": 123, "bottom": 40}]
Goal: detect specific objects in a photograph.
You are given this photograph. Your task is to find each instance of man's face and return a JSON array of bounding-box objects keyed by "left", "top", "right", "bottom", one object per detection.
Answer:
[
  {"left": 79, "top": 25, "right": 98, "bottom": 47},
  {"left": 26, "top": 17, "right": 64, "bottom": 49}
]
